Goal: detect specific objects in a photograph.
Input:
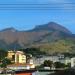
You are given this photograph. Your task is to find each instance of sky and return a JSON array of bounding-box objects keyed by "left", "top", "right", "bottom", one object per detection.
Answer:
[{"left": 0, "top": 0, "right": 75, "bottom": 33}]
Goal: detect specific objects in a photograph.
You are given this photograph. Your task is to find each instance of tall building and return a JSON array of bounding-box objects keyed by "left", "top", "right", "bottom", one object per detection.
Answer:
[
  {"left": 7, "top": 51, "right": 35, "bottom": 70},
  {"left": 7, "top": 51, "right": 15, "bottom": 63},
  {"left": 71, "top": 57, "right": 75, "bottom": 68},
  {"left": 15, "top": 51, "right": 26, "bottom": 64},
  {"left": 7, "top": 51, "right": 26, "bottom": 64}
]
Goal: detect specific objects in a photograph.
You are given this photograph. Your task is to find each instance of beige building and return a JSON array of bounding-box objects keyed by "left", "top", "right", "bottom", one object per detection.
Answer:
[
  {"left": 7, "top": 51, "right": 15, "bottom": 63},
  {"left": 7, "top": 51, "right": 35, "bottom": 70},
  {"left": 15, "top": 51, "right": 26, "bottom": 64},
  {"left": 7, "top": 51, "right": 26, "bottom": 64}
]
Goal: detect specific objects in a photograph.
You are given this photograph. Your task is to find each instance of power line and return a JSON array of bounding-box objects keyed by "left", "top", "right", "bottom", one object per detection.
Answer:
[
  {"left": 0, "top": 3, "right": 74, "bottom": 10},
  {"left": 0, "top": 6, "right": 74, "bottom": 10},
  {"left": 0, "top": 3, "right": 75, "bottom": 5}
]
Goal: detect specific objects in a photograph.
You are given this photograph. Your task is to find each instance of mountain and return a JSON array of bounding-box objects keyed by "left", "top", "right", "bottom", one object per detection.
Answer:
[
  {"left": 0, "top": 22, "right": 75, "bottom": 54},
  {"left": 31, "top": 22, "right": 71, "bottom": 34},
  {"left": 1, "top": 27, "right": 17, "bottom": 32}
]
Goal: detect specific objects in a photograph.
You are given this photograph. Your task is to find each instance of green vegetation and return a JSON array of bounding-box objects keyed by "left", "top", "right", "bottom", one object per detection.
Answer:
[
  {"left": 19, "top": 48, "right": 46, "bottom": 57},
  {"left": 0, "top": 39, "right": 75, "bottom": 56},
  {"left": 1, "top": 58, "right": 11, "bottom": 68},
  {"left": 19, "top": 39, "right": 75, "bottom": 56},
  {"left": 54, "top": 62, "right": 66, "bottom": 68},
  {"left": 0, "top": 49, "right": 7, "bottom": 61},
  {"left": 36, "top": 60, "right": 67, "bottom": 70},
  {"left": 43, "top": 60, "right": 53, "bottom": 68},
  {"left": 33, "top": 39, "right": 75, "bottom": 54},
  {"left": 50, "top": 69, "right": 75, "bottom": 75},
  {"left": 0, "top": 49, "right": 11, "bottom": 68}
]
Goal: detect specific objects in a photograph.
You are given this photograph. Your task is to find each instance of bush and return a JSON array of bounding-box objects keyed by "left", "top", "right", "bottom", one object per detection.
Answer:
[{"left": 54, "top": 62, "right": 66, "bottom": 68}]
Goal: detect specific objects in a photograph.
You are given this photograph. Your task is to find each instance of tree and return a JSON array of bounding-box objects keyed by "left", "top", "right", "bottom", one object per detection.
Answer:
[
  {"left": 54, "top": 62, "right": 65, "bottom": 68},
  {"left": 0, "top": 49, "right": 7, "bottom": 61},
  {"left": 19, "top": 47, "right": 46, "bottom": 57},
  {"left": 1, "top": 58, "right": 11, "bottom": 68},
  {"left": 44, "top": 60, "right": 53, "bottom": 69}
]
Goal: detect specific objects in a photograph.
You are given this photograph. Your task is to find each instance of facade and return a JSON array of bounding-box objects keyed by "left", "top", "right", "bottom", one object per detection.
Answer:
[
  {"left": 65, "top": 57, "right": 71, "bottom": 65},
  {"left": 7, "top": 51, "right": 26, "bottom": 64},
  {"left": 7, "top": 51, "right": 15, "bottom": 62},
  {"left": 15, "top": 51, "right": 26, "bottom": 64},
  {"left": 7, "top": 51, "right": 35, "bottom": 70},
  {"left": 33, "top": 56, "right": 60, "bottom": 66},
  {"left": 64, "top": 57, "right": 75, "bottom": 68},
  {"left": 6, "top": 51, "right": 75, "bottom": 70},
  {"left": 71, "top": 57, "right": 75, "bottom": 67},
  {"left": 7, "top": 51, "right": 15, "bottom": 59},
  {"left": 33, "top": 55, "right": 66, "bottom": 66}
]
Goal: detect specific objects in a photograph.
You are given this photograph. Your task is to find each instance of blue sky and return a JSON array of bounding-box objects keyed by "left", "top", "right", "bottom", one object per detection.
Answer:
[{"left": 0, "top": 0, "right": 75, "bottom": 33}]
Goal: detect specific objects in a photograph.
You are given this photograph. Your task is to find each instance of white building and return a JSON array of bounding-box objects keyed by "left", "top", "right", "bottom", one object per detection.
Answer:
[
  {"left": 71, "top": 57, "right": 75, "bottom": 68},
  {"left": 33, "top": 56, "right": 60, "bottom": 66},
  {"left": 65, "top": 57, "right": 71, "bottom": 65}
]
